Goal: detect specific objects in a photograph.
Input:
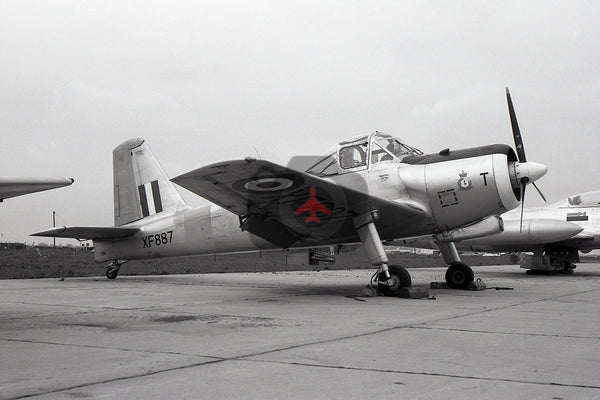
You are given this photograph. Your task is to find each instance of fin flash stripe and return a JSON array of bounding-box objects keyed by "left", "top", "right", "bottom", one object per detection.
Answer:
[
  {"left": 138, "top": 180, "right": 162, "bottom": 217},
  {"left": 151, "top": 180, "right": 163, "bottom": 213}
]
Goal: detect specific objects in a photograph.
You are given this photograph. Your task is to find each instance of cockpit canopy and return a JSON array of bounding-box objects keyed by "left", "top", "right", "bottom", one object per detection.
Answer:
[
  {"left": 306, "top": 132, "right": 423, "bottom": 177},
  {"left": 564, "top": 191, "right": 600, "bottom": 208}
]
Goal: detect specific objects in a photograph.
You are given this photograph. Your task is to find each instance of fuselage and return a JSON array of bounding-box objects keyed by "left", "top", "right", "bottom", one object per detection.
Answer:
[
  {"left": 497, "top": 196, "right": 600, "bottom": 252},
  {"left": 95, "top": 144, "right": 523, "bottom": 262},
  {"left": 95, "top": 204, "right": 276, "bottom": 262}
]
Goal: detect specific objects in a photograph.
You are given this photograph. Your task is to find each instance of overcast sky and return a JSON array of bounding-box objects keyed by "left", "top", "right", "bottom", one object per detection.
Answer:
[{"left": 1, "top": 1, "right": 599, "bottom": 245}]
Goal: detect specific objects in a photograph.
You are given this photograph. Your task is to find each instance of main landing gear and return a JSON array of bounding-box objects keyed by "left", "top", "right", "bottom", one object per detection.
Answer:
[
  {"left": 105, "top": 260, "right": 126, "bottom": 279},
  {"left": 525, "top": 258, "right": 576, "bottom": 275},
  {"left": 522, "top": 247, "right": 578, "bottom": 275},
  {"left": 438, "top": 241, "right": 475, "bottom": 289},
  {"left": 355, "top": 211, "right": 412, "bottom": 297}
]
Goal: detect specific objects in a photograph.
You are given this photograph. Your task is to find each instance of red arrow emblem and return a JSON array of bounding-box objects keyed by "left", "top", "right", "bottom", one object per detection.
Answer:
[{"left": 294, "top": 187, "right": 331, "bottom": 223}]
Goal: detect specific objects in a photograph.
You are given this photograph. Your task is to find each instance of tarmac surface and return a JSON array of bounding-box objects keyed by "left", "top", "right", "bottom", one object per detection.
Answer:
[{"left": 1, "top": 264, "right": 599, "bottom": 399}]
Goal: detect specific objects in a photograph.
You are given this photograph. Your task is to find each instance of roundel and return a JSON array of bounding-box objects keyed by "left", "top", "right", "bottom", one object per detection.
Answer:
[
  {"left": 232, "top": 174, "right": 304, "bottom": 193},
  {"left": 244, "top": 177, "right": 294, "bottom": 191}
]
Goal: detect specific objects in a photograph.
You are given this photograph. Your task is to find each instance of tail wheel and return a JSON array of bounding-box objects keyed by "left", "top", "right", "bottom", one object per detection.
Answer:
[
  {"left": 106, "top": 268, "right": 118, "bottom": 280},
  {"left": 445, "top": 262, "right": 474, "bottom": 290},
  {"left": 378, "top": 265, "right": 412, "bottom": 296}
]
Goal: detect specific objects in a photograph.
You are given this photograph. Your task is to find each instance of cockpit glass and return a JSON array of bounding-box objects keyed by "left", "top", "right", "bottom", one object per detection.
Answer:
[
  {"left": 370, "top": 142, "right": 392, "bottom": 164},
  {"left": 339, "top": 142, "right": 368, "bottom": 169},
  {"left": 306, "top": 132, "right": 423, "bottom": 175},
  {"left": 377, "top": 137, "right": 416, "bottom": 157},
  {"left": 305, "top": 151, "right": 338, "bottom": 176},
  {"left": 371, "top": 136, "right": 423, "bottom": 163}
]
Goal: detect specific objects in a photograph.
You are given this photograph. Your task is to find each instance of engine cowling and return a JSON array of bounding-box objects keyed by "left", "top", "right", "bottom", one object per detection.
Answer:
[{"left": 400, "top": 144, "right": 522, "bottom": 231}]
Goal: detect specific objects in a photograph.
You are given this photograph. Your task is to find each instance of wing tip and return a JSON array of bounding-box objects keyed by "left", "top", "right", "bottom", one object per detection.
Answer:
[{"left": 30, "top": 226, "right": 67, "bottom": 237}]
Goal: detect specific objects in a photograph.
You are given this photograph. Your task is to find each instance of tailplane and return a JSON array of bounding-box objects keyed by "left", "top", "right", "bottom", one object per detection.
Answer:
[{"left": 113, "top": 138, "right": 189, "bottom": 226}]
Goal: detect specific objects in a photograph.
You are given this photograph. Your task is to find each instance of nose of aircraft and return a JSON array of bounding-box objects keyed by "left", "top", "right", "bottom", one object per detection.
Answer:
[{"left": 515, "top": 161, "right": 547, "bottom": 183}]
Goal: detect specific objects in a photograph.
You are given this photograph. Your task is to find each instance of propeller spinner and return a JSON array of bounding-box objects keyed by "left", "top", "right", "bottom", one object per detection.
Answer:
[{"left": 505, "top": 87, "right": 548, "bottom": 231}]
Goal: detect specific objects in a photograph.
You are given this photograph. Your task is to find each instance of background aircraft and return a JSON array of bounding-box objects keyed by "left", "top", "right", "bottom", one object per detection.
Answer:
[
  {"left": 397, "top": 190, "right": 600, "bottom": 274},
  {"left": 0, "top": 177, "right": 73, "bottom": 202},
  {"left": 32, "top": 91, "right": 547, "bottom": 294}
]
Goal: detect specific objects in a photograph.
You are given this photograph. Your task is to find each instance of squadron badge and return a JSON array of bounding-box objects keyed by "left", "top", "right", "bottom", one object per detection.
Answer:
[{"left": 457, "top": 170, "right": 472, "bottom": 191}]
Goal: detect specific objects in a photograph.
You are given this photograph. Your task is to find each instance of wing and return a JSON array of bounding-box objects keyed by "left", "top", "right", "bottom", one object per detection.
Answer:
[
  {"left": 0, "top": 177, "right": 74, "bottom": 201},
  {"left": 31, "top": 226, "right": 139, "bottom": 240},
  {"left": 172, "top": 159, "right": 430, "bottom": 248}
]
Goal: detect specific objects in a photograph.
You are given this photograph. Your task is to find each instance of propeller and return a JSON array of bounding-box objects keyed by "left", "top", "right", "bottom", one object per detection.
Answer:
[{"left": 505, "top": 87, "right": 548, "bottom": 231}]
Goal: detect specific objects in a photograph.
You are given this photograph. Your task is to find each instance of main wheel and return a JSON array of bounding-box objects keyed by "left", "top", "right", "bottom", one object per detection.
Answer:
[
  {"left": 106, "top": 268, "right": 119, "bottom": 280},
  {"left": 445, "top": 262, "right": 474, "bottom": 289},
  {"left": 550, "top": 257, "right": 564, "bottom": 272},
  {"left": 560, "top": 261, "right": 576, "bottom": 274},
  {"left": 378, "top": 265, "right": 412, "bottom": 296}
]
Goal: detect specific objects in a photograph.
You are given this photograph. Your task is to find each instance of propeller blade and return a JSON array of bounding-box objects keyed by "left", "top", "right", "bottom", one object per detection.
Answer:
[
  {"left": 531, "top": 182, "right": 547, "bottom": 202},
  {"left": 519, "top": 183, "right": 526, "bottom": 232},
  {"left": 506, "top": 87, "right": 527, "bottom": 162}
]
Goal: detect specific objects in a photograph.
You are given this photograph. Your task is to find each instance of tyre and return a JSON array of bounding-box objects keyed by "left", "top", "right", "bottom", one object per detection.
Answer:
[
  {"left": 445, "top": 262, "right": 474, "bottom": 289},
  {"left": 106, "top": 268, "right": 118, "bottom": 279},
  {"left": 378, "top": 265, "right": 412, "bottom": 296}
]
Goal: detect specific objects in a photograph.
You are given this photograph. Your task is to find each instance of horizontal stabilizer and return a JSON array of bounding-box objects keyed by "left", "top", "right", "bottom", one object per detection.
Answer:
[{"left": 31, "top": 226, "right": 139, "bottom": 240}]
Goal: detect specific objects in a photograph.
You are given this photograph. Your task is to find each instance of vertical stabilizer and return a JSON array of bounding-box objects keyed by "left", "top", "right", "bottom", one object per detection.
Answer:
[{"left": 113, "top": 138, "right": 188, "bottom": 226}]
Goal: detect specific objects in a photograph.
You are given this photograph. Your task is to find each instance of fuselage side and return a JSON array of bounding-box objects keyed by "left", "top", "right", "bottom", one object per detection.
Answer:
[
  {"left": 95, "top": 204, "right": 277, "bottom": 262},
  {"left": 94, "top": 132, "right": 532, "bottom": 262}
]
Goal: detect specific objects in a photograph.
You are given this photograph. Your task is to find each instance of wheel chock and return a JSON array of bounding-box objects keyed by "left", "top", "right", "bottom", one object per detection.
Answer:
[
  {"left": 360, "top": 285, "right": 430, "bottom": 298},
  {"left": 398, "top": 287, "right": 430, "bottom": 299},
  {"left": 430, "top": 280, "right": 486, "bottom": 291},
  {"left": 361, "top": 285, "right": 381, "bottom": 297},
  {"left": 465, "top": 279, "right": 486, "bottom": 291},
  {"left": 430, "top": 281, "right": 450, "bottom": 289}
]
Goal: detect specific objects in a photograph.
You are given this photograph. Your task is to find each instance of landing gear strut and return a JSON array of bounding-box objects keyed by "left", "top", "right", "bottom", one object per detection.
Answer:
[
  {"left": 354, "top": 211, "right": 411, "bottom": 296},
  {"left": 105, "top": 260, "right": 126, "bottom": 279},
  {"left": 437, "top": 240, "right": 475, "bottom": 289}
]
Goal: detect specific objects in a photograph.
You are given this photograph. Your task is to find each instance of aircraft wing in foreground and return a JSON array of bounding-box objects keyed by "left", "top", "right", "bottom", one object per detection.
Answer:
[
  {"left": 171, "top": 159, "right": 428, "bottom": 249},
  {"left": 0, "top": 177, "right": 74, "bottom": 202}
]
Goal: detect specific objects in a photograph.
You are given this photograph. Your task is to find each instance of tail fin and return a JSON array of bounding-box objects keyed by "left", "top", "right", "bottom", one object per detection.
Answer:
[{"left": 113, "top": 138, "right": 189, "bottom": 226}]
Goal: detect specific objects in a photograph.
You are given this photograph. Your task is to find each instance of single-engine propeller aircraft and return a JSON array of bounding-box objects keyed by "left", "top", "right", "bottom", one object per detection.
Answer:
[
  {"left": 398, "top": 190, "right": 600, "bottom": 275},
  {"left": 0, "top": 177, "right": 73, "bottom": 202},
  {"left": 33, "top": 89, "right": 548, "bottom": 294}
]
